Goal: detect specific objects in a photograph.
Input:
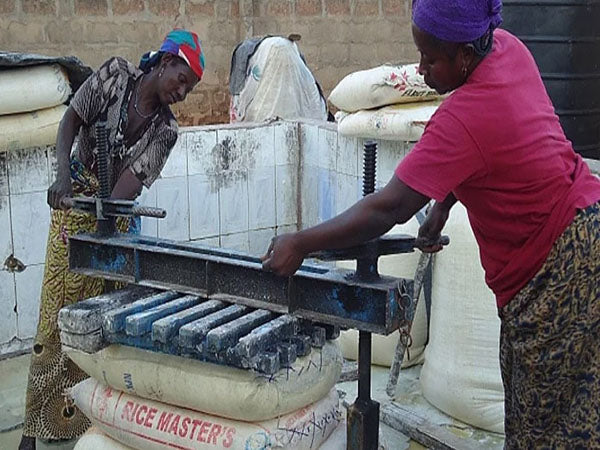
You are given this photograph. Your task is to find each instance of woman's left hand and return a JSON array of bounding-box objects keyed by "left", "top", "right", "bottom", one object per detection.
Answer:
[{"left": 261, "top": 233, "right": 306, "bottom": 277}]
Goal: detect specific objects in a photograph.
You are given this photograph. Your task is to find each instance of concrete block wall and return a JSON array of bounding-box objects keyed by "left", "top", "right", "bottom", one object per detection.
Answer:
[
  {"left": 0, "top": 0, "right": 416, "bottom": 125},
  {"left": 250, "top": 0, "right": 419, "bottom": 101}
]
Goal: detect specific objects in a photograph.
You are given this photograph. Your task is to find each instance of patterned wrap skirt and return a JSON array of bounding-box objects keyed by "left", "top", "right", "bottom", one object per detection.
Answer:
[
  {"left": 22, "top": 160, "right": 136, "bottom": 441},
  {"left": 499, "top": 201, "right": 600, "bottom": 449}
]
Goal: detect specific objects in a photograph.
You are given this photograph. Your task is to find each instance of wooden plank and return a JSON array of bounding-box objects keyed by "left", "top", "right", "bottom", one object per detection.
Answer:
[{"left": 381, "top": 403, "right": 481, "bottom": 450}]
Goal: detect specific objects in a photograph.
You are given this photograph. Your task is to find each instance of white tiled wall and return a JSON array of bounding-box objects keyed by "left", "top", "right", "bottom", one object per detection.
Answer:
[
  {"left": 15, "top": 264, "right": 44, "bottom": 339},
  {"left": 156, "top": 176, "right": 190, "bottom": 241},
  {"left": 11, "top": 191, "right": 50, "bottom": 266},
  {"left": 299, "top": 122, "right": 414, "bottom": 228},
  {"left": 0, "top": 146, "right": 53, "bottom": 355},
  {"left": 188, "top": 174, "right": 220, "bottom": 240},
  {"left": 0, "top": 194, "right": 13, "bottom": 269},
  {"left": 6, "top": 147, "right": 50, "bottom": 195},
  {"left": 0, "top": 270, "right": 17, "bottom": 345},
  {"left": 0, "top": 120, "right": 414, "bottom": 356}
]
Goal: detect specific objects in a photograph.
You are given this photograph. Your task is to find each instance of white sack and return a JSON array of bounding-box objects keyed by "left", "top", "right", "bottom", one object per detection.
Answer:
[
  {"left": 318, "top": 417, "right": 346, "bottom": 450},
  {"left": 74, "top": 426, "right": 134, "bottom": 450},
  {"left": 336, "top": 102, "right": 440, "bottom": 142},
  {"left": 328, "top": 64, "right": 441, "bottom": 112},
  {"left": 337, "top": 220, "right": 428, "bottom": 368},
  {"left": 72, "top": 378, "right": 341, "bottom": 450},
  {"left": 230, "top": 37, "right": 327, "bottom": 123},
  {"left": 66, "top": 340, "right": 342, "bottom": 422},
  {"left": 420, "top": 203, "right": 505, "bottom": 434},
  {"left": 0, "top": 104, "right": 66, "bottom": 152},
  {"left": 0, "top": 64, "right": 71, "bottom": 115}
]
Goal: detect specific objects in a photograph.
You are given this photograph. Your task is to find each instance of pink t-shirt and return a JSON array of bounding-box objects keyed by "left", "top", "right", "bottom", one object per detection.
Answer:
[{"left": 396, "top": 29, "right": 600, "bottom": 307}]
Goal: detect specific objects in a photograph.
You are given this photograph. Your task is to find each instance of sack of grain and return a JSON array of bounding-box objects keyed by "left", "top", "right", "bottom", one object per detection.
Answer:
[
  {"left": 65, "top": 340, "right": 342, "bottom": 422},
  {"left": 74, "top": 426, "right": 134, "bottom": 450},
  {"left": 0, "top": 64, "right": 71, "bottom": 115},
  {"left": 0, "top": 104, "right": 66, "bottom": 152},
  {"left": 329, "top": 64, "right": 441, "bottom": 112},
  {"left": 337, "top": 221, "right": 428, "bottom": 368},
  {"left": 72, "top": 378, "right": 341, "bottom": 450},
  {"left": 336, "top": 102, "right": 440, "bottom": 142},
  {"left": 318, "top": 417, "right": 346, "bottom": 450},
  {"left": 420, "top": 203, "right": 505, "bottom": 434}
]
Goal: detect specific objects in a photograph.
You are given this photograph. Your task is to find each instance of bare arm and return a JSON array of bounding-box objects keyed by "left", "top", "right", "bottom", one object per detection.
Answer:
[
  {"left": 48, "top": 106, "right": 82, "bottom": 209},
  {"left": 111, "top": 168, "right": 143, "bottom": 200},
  {"left": 262, "top": 176, "right": 430, "bottom": 276}
]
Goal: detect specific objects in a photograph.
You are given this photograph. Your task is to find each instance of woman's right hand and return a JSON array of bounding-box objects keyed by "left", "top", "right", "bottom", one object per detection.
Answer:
[
  {"left": 47, "top": 175, "right": 73, "bottom": 210},
  {"left": 261, "top": 233, "right": 307, "bottom": 277}
]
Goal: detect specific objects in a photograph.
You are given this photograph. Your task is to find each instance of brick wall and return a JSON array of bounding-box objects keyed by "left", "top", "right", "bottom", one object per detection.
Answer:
[{"left": 0, "top": 0, "right": 416, "bottom": 125}]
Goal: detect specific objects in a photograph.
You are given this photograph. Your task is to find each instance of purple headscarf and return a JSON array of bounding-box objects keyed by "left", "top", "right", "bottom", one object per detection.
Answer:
[{"left": 413, "top": 0, "right": 503, "bottom": 43}]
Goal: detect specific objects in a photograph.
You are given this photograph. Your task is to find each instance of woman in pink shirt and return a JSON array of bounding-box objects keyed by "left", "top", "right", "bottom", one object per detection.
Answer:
[{"left": 262, "top": 0, "right": 600, "bottom": 447}]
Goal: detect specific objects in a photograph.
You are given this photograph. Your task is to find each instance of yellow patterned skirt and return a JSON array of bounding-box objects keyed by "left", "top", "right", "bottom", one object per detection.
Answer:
[{"left": 23, "top": 161, "right": 132, "bottom": 441}]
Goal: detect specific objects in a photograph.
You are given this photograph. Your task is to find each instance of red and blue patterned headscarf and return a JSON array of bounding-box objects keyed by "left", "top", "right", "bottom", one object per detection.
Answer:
[{"left": 140, "top": 29, "right": 205, "bottom": 80}]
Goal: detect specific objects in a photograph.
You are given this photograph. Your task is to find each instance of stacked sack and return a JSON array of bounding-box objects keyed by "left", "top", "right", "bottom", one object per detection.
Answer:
[
  {"left": 329, "top": 63, "right": 443, "bottom": 141},
  {"left": 69, "top": 337, "right": 345, "bottom": 449},
  {"left": 0, "top": 64, "right": 70, "bottom": 151},
  {"left": 419, "top": 204, "right": 505, "bottom": 434}
]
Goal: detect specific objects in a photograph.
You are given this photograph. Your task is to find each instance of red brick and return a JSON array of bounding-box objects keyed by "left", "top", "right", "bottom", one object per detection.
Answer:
[
  {"left": 188, "top": 0, "right": 215, "bottom": 16},
  {"left": 0, "top": 0, "right": 15, "bottom": 14},
  {"left": 147, "top": 0, "right": 180, "bottom": 16},
  {"left": 382, "top": 0, "right": 404, "bottom": 15},
  {"left": 211, "top": 88, "right": 228, "bottom": 109},
  {"left": 231, "top": 1, "right": 239, "bottom": 17},
  {"left": 296, "top": 0, "right": 321, "bottom": 16},
  {"left": 74, "top": 0, "right": 108, "bottom": 15},
  {"left": 354, "top": 0, "right": 379, "bottom": 16},
  {"left": 172, "top": 89, "right": 221, "bottom": 125},
  {"left": 22, "top": 0, "right": 56, "bottom": 15},
  {"left": 325, "top": 0, "right": 349, "bottom": 16},
  {"left": 113, "top": 0, "right": 144, "bottom": 15},
  {"left": 266, "top": 0, "right": 292, "bottom": 16},
  {"left": 57, "top": 0, "right": 73, "bottom": 16}
]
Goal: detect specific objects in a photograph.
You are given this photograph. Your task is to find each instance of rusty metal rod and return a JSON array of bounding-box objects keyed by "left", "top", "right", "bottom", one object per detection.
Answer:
[{"left": 61, "top": 197, "right": 167, "bottom": 218}]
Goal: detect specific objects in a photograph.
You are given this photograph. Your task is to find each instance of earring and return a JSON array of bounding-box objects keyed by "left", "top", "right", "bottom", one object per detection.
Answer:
[
  {"left": 462, "top": 66, "right": 468, "bottom": 78},
  {"left": 159, "top": 67, "right": 164, "bottom": 78}
]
